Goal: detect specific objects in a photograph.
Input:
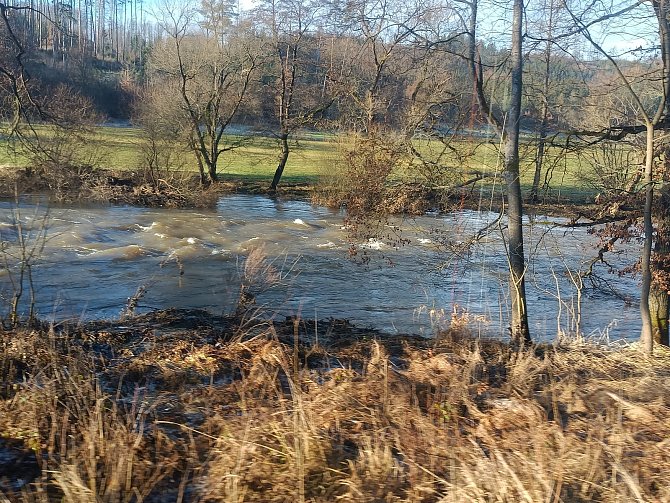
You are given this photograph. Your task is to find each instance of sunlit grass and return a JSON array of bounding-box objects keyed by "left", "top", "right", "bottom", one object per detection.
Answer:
[
  {"left": 219, "top": 135, "right": 339, "bottom": 183},
  {"left": 405, "top": 135, "right": 595, "bottom": 200},
  {"left": 0, "top": 125, "right": 338, "bottom": 183},
  {"left": 0, "top": 124, "right": 599, "bottom": 199}
]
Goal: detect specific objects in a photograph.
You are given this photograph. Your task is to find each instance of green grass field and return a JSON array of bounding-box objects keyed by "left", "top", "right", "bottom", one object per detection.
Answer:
[
  {"left": 0, "top": 126, "right": 339, "bottom": 184},
  {"left": 402, "top": 135, "right": 598, "bottom": 201},
  {"left": 0, "top": 125, "right": 601, "bottom": 200}
]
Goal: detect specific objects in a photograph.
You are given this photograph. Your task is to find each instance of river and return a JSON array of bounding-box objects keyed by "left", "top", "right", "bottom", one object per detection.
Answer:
[{"left": 0, "top": 194, "right": 641, "bottom": 341}]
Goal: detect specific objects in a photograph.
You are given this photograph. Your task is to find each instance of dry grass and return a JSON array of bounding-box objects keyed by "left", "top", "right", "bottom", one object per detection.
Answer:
[
  {"left": 1, "top": 313, "right": 669, "bottom": 502},
  {"left": 0, "top": 165, "right": 222, "bottom": 208}
]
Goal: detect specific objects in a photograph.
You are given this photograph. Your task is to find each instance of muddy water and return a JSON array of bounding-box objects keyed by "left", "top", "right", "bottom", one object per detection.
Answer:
[{"left": 0, "top": 195, "right": 641, "bottom": 340}]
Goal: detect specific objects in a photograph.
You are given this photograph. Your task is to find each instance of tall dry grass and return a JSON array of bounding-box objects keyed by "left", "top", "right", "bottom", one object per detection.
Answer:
[
  {"left": 1, "top": 315, "right": 669, "bottom": 502},
  {"left": 0, "top": 328, "right": 178, "bottom": 501}
]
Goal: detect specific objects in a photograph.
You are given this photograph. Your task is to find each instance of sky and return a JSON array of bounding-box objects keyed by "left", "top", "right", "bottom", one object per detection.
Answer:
[{"left": 148, "top": 0, "right": 659, "bottom": 59}]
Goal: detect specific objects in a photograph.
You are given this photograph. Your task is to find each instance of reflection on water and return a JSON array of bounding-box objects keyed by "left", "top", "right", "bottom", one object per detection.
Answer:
[{"left": 0, "top": 195, "right": 641, "bottom": 340}]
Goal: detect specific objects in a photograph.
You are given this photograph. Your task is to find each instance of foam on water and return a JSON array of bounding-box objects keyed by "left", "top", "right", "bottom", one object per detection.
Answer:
[
  {"left": 0, "top": 194, "right": 643, "bottom": 340},
  {"left": 362, "top": 238, "right": 385, "bottom": 250}
]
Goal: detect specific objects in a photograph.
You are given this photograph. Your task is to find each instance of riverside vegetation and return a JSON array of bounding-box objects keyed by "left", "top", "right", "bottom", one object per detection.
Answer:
[
  {"left": 2, "top": 0, "right": 670, "bottom": 498},
  {"left": 0, "top": 126, "right": 601, "bottom": 212},
  {"left": 1, "top": 307, "right": 669, "bottom": 501},
  {"left": 0, "top": 126, "right": 667, "bottom": 503},
  {"left": 0, "top": 244, "right": 669, "bottom": 501}
]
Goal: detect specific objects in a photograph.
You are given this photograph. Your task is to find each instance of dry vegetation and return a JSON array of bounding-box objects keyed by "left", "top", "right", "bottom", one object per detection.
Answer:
[
  {"left": 0, "top": 125, "right": 600, "bottom": 212},
  {"left": 0, "top": 165, "right": 227, "bottom": 208},
  {"left": 0, "top": 307, "right": 669, "bottom": 502}
]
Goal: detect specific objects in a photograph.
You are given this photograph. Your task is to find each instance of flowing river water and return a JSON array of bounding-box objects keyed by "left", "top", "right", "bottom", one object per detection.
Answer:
[{"left": 0, "top": 194, "right": 642, "bottom": 341}]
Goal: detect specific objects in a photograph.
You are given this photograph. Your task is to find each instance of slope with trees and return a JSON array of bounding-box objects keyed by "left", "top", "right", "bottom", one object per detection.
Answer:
[{"left": 142, "top": 1, "right": 258, "bottom": 184}]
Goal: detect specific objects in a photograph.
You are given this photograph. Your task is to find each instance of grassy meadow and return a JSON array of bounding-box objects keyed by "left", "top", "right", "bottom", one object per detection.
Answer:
[
  {"left": 0, "top": 126, "right": 339, "bottom": 185},
  {"left": 0, "top": 125, "right": 603, "bottom": 201}
]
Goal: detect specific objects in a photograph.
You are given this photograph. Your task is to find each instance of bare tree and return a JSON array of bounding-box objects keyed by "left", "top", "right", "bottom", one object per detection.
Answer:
[
  {"left": 330, "top": 0, "right": 428, "bottom": 136},
  {"left": 505, "top": 0, "right": 530, "bottom": 344},
  {"left": 256, "top": 0, "right": 334, "bottom": 191},
  {"left": 198, "top": 0, "right": 237, "bottom": 43},
  {"left": 149, "top": 0, "right": 258, "bottom": 184},
  {"left": 1, "top": 1, "right": 102, "bottom": 185},
  {"left": 568, "top": 0, "right": 670, "bottom": 353},
  {"left": 325, "top": 0, "right": 456, "bottom": 214},
  {"left": 527, "top": 0, "right": 559, "bottom": 202},
  {"left": 464, "top": 0, "right": 531, "bottom": 344},
  {"left": 0, "top": 1, "right": 36, "bottom": 134}
]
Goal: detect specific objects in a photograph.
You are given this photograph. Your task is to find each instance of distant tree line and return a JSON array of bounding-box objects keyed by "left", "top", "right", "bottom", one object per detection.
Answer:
[
  {"left": 0, "top": 0, "right": 658, "bottom": 130},
  {"left": 0, "top": 0, "right": 153, "bottom": 63}
]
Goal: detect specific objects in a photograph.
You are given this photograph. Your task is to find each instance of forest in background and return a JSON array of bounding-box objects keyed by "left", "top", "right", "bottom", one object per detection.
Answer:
[
  {"left": 0, "top": 0, "right": 662, "bottom": 199},
  {"left": 0, "top": 0, "right": 658, "bottom": 130}
]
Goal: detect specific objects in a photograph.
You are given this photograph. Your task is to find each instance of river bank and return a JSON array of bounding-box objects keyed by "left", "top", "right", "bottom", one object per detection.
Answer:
[
  {"left": 1, "top": 308, "right": 669, "bottom": 501},
  {"left": 0, "top": 164, "right": 605, "bottom": 221},
  {"left": 0, "top": 175, "right": 665, "bottom": 501}
]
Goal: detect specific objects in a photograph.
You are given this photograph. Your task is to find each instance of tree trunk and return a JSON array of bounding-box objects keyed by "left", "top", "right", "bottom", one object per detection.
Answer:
[
  {"left": 652, "top": 179, "right": 670, "bottom": 346},
  {"left": 640, "top": 125, "right": 655, "bottom": 354},
  {"left": 531, "top": 124, "right": 548, "bottom": 203},
  {"left": 270, "top": 133, "right": 290, "bottom": 191},
  {"left": 529, "top": 0, "right": 554, "bottom": 203},
  {"left": 650, "top": 282, "right": 669, "bottom": 346},
  {"left": 208, "top": 163, "right": 219, "bottom": 183},
  {"left": 505, "top": 0, "right": 531, "bottom": 345},
  {"left": 192, "top": 136, "right": 208, "bottom": 186}
]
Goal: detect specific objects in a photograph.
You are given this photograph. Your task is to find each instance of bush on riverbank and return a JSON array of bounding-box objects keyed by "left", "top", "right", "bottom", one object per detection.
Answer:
[
  {"left": 0, "top": 165, "right": 225, "bottom": 208},
  {"left": 1, "top": 310, "right": 668, "bottom": 502}
]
